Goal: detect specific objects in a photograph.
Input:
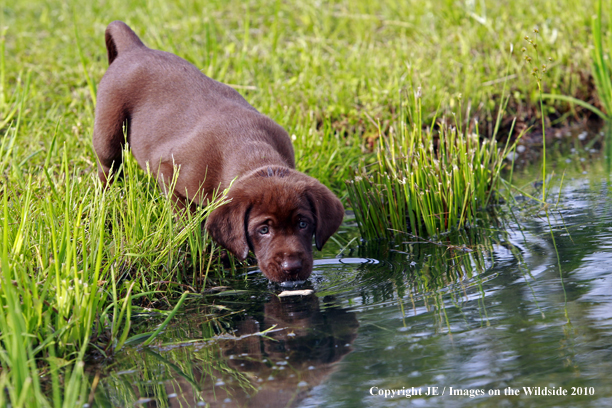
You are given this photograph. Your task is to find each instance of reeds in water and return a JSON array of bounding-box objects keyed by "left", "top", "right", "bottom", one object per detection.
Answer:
[{"left": 347, "top": 89, "right": 515, "bottom": 241}]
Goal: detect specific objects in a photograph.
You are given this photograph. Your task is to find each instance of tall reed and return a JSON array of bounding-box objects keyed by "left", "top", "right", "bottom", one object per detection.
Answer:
[
  {"left": 592, "top": 0, "right": 612, "bottom": 119},
  {"left": 346, "top": 87, "right": 515, "bottom": 241}
]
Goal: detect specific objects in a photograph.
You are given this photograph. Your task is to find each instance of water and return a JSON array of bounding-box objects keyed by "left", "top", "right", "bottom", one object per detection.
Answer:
[{"left": 95, "top": 162, "right": 612, "bottom": 407}]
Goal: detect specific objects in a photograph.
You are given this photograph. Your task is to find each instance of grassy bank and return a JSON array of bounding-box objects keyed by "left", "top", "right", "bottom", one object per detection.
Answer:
[
  {"left": 0, "top": 0, "right": 607, "bottom": 404},
  {"left": 0, "top": 131, "right": 225, "bottom": 404},
  {"left": 2, "top": 0, "right": 601, "bottom": 190}
]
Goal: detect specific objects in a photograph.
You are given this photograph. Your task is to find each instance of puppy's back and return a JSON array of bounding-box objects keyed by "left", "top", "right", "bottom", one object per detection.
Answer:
[{"left": 95, "top": 21, "right": 295, "bottom": 198}]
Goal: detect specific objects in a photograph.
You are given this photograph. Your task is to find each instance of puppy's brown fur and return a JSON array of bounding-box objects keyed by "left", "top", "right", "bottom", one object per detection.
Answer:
[{"left": 93, "top": 21, "right": 344, "bottom": 282}]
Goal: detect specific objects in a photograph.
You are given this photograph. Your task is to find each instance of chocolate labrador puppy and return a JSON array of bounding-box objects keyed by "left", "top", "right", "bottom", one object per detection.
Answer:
[{"left": 93, "top": 21, "right": 344, "bottom": 282}]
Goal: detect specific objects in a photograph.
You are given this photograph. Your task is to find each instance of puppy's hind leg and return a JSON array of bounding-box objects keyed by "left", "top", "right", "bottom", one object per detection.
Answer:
[{"left": 92, "top": 91, "right": 129, "bottom": 185}]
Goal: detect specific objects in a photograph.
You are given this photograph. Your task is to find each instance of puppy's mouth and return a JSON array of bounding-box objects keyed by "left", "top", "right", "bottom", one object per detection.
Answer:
[
  {"left": 259, "top": 260, "right": 313, "bottom": 283},
  {"left": 263, "top": 271, "right": 312, "bottom": 283}
]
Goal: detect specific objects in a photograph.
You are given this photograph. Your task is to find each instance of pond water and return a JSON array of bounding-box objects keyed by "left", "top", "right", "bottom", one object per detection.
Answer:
[{"left": 95, "top": 159, "right": 612, "bottom": 407}]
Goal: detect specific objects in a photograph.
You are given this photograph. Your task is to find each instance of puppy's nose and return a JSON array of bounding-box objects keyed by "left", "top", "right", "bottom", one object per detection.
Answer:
[{"left": 281, "top": 258, "right": 303, "bottom": 275}]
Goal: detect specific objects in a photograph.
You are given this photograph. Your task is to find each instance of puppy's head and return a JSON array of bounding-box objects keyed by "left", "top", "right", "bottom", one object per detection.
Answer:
[{"left": 205, "top": 167, "right": 344, "bottom": 282}]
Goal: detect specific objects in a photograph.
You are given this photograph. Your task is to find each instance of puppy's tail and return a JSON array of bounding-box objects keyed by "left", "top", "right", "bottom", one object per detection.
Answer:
[{"left": 105, "top": 21, "right": 145, "bottom": 65}]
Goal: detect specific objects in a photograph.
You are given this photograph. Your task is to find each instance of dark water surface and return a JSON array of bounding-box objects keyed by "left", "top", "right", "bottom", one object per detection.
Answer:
[{"left": 97, "top": 162, "right": 612, "bottom": 407}]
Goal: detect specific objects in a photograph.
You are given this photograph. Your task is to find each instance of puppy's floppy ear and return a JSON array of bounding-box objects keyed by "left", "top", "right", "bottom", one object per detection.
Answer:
[
  {"left": 205, "top": 196, "right": 250, "bottom": 261},
  {"left": 306, "top": 182, "right": 344, "bottom": 250}
]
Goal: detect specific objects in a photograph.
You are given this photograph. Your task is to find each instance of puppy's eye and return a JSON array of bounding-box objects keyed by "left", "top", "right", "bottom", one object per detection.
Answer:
[
  {"left": 258, "top": 226, "right": 270, "bottom": 235},
  {"left": 298, "top": 221, "right": 308, "bottom": 229}
]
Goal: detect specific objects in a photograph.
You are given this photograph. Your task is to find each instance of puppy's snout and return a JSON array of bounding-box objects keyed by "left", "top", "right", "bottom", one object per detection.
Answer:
[{"left": 281, "top": 257, "right": 303, "bottom": 275}]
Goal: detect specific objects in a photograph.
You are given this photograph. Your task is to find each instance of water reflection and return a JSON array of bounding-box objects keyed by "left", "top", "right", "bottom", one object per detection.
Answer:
[
  {"left": 99, "top": 161, "right": 612, "bottom": 407},
  {"left": 99, "top": 290, "right": 358, "bottom": 407},
  {"left": 314, "top": 171, "right": 612, "bottom": 407}
]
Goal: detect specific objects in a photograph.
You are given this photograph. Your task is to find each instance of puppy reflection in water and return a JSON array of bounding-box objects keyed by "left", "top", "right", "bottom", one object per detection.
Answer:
[{"left": 162, "top": 293, "right": 359, "bottom": 407}]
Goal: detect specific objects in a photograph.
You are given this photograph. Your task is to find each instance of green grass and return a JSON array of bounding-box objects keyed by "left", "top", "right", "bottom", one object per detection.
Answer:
[
  {"left": 1, "top": 0, "right": 601, "bottom": 188},
  {"left": 346, "top": 85, "right": 518, "bottom": 240},
  {"left": 0, "top": 0, "right": 608, "bottom": 405},
  {"left": 0, "top": 132, "right": 226, "bottom": 404},
  {"left": 591, "top": 0, "right": 612, "bottom": 118}
]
